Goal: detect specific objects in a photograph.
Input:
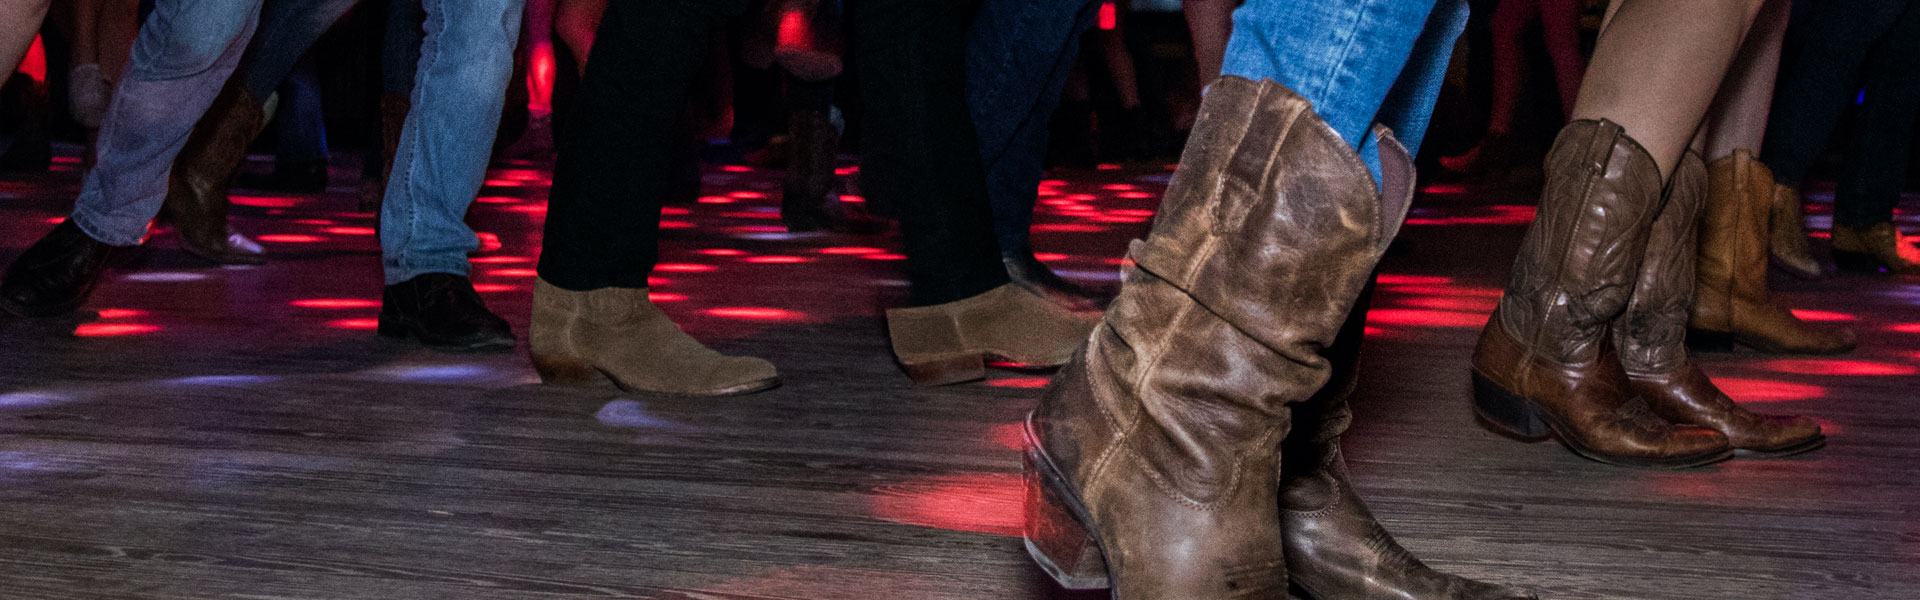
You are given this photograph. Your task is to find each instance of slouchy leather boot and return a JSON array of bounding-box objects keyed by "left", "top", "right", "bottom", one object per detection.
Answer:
[
  {"left": 1618, "top": 153, "right": 1825, "bottom": 456},
  {"left": 164, "top": 82, "right": 267, "bottom": 265},
  {"left": 1023, "top": 76, "right": 1411, "bottom": 599},
  {"left": 1471, "top": 120, "right": 1731, "bottom": 469},
  {"left": 531, "top": 278, "right": 780, "bottom": 396},
  {"left": 1689, "top": 152, "right": 1856, "bottom": 355}
]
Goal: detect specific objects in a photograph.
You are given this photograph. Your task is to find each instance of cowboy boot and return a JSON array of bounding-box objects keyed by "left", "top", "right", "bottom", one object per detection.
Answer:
[
  {"left": 1831, "top": 222, "right": 1920, "bottom": 276},
  {"left": 1761, "top": 180, "right": 1822, "bottom": 279},
  {"left": 1617, "top": 152, "right": 1825, "bottom": 457},
  {"left": 164, "top": 82, "right": 267, "bottom": 265},
  {"left": 1023, "top": 76, "right": 1410, "bottom": 598},
  {"left": 1689, "top": 153, "right": 1856, "bottom": 354},
  {"left": 531, "top": 279, "right": 780, "bottom": 396},
  {"left": 1471, "top": 120, "right": 1731, "bottom": 469}
]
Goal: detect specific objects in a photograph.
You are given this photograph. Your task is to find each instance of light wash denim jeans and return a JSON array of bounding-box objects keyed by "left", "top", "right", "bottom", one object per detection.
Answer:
[
  {"left": 965, "top": 0, "right": 1100, "bottom": 255},
  {"left": 379, "top": 0, "right": 523, "bottom": 284},
  {"left": 1223, "top": 0, "right": 1469, "bottom": 182}
]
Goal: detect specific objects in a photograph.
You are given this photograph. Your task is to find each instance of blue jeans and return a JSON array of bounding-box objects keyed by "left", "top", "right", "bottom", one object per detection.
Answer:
[
  {"left": 1222, "top": 0, "right": 1469, "bottom": 182},
  {"left": 965, "top": 0, "right": 1100, "bottom": 254},
  {"left": 380, "top": 0, "right": 523, "bottom": 284}
]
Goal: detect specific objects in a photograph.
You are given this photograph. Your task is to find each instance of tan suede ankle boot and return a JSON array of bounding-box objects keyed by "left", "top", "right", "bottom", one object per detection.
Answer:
[
  {"left": 884, "top": 283, "right": 1097, "bottom": 386},
  {"left": 531, "top": 279, "right": 780, "bottom": 396}
]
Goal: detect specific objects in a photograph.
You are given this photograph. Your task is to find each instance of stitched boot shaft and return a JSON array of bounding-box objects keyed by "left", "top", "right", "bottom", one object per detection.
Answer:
[
  {"left": 1690, "top": 151, "right": 1856, "bottom": 354},
  {"left": 1026, "top": 76, "right": 1408, "bottom": 599},
  {"left": 165, "top": 82, "right": 266, "bottom": 265},
  {"left": 1472, "top": 120, "right": 1731, "bottom": 468},
  {"left": 1620, "top": 153, "right": 1825, "bottom": 455}
]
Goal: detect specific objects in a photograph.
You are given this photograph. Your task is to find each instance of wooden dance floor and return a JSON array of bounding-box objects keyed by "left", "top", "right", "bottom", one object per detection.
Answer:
[{"left": 0, "top": 148, "right": 1915, "bottom": 599}]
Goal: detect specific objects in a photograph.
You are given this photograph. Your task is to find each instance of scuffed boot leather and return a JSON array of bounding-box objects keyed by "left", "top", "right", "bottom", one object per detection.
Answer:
[
  {"left": 1619, "top": 153, "right": 1825, "bottom": 456},
  {"left": 1471, "top": 120, "right": 1731, "bottom": 469},
  {"left": 531, "top": 278, "right": 779, "bottom": 396},
  {"left": 1023, "top": 76, "right": 1411, "bottom": 599},
  {"left": 164, "top": 82, "right": 267, "bottom": 265},
  {"left": 1689, "top": 152, "right": 1856, "bottom": 355},
  {"left": 0, "top": 220, "right": 127, "bottom": 318}
]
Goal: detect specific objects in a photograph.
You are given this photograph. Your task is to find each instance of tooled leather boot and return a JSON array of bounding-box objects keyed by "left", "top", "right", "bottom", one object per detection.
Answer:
[
  {"left": 1023, "top": 76, "right": 1411, "bottom": 598},
  {"left": 1618, "top": 152, "right": 1825, "bottom": 457},
  {"left": 164, "top": 82, "right": 267, "bottom": 265},
  {"left": 1689, "top": 152, "right": 1856, "bottom": 355},
  {"left": 1282, "top": 272, "right": 1534, "bottom": 600},
  {"left": 1471, "top": 120, "right": 1731, "bottom": 469}
]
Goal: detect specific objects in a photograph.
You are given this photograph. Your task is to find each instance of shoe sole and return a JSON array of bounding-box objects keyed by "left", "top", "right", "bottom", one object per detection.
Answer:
[
  {"left": 1734, "top": 434, "right": 1827, "bottom": 459},
  {"left": 1470, "top": 371, "right": 1734, "bottom": 469},
  {"left": 532, "top": 353, "right": 782, "bottom": 398}
]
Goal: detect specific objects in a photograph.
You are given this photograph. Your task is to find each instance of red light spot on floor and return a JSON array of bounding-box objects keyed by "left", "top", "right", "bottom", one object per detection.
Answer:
[
  {"left": 1096, "top": 163, "right": 1122, "bottom": 171},
  {"left": 258, "top": 234, "right": 325, "bottom": 243},
  {"left": 656, "top": 263, "right": 715, "bottom": 273},
  {"left": 661, "top": 207, "right": 691, "bottom": 216},
  {"left": 488, "top": 268, "right": 538, "bottom": 277},
  {"left": 74, "top": 323, "right": 160, "bottom": 337},
  {"left": 706, "top": 307, "right": 803, "bottom": 321},
  {"left": 475, "top": 232, "right": 503, "bottom": 252},
  {"left": 1422, "top": 184, "right": 1468, "bottom": 194},
  {"left": 699, "top": 249, "right": 747, "bottom": 256},
  {"left": 659, "top": 220, "right": 694, "bottom": 229},
  {"left": 43, "top": 217, "right": 64, "bottom": 224},
  {"left": 839, "top": 194, "right": 865, "bottom": 203},
  {"left": 1757, "top": 359, "right": 1918, "bottom": 376},
  {"left": 1116, "top": 191, "right": 1155, "bottom": 199},
  {"left": 504, "top": 204, "right": 547, "bottom": 215},
  {"left": 1394, "top": 296, "right": 1497, "bottom": 313},
  {"left": 470, "top": 256, "right": 530, "bottom": 264},
  {"left": 230, "top": 195, "right": 299, "bottom": 208},
  {"left": 1376, "top": 274, "right": 1453, "bottom": 286},
  {"left": 988, "top": 377, "right": 1051, "bottom": 389},
  {"left": 483, "top": 179, "right": 523, "bottom": 187},
  {"left": 1890, "top": 323, "right": 1920, "bottom": 334},
  {"left": 1066, "top": 194, "right": 1098, "bottom": 202},
  {"left": 1790, "top": 309, "right": 1856, "bottom": 322},
  {"left": 1363, "top": 326, "right": 1385, "bottom": 336},
  {"left": 1712, "top": 378, "right": 1825, "bottom": 402},
  {"left": 820, "top": 246, "right": 884, "bottom": 255},
  {"left": 861, "top": 253, "right": 906, "bottom": 261},
  {"left": 473, "top": 284, "right": 516, "bottom": 293},
  {"left": 95, "top": 309, "right": 146, "bottom": 319},
  {"left": 325, "top": 227, "right": 376, "bottom": 236},
  {"left": 648, "top": 277, "right": 671, "bottom": 286},
  {"left": 327, "top": 318, "right": 380, "bottom": 330},
  {"left": 726, "top": 225, "right": 789, "bottom": 234},
  {"left": 476, "top": 196, "right": 518, "bottom": 204},
  {"left": 834, "top": 167, "right": 859, "bottom": 176},
  {"left": 1389, "top": 284, "right": 1503, "bottom": 298},
  {"left": 988, "top": 423, "right": 1030, "bottom": 451},
  {"left": 728, "top": 191, "right": 767, "bottom": 200},
  {"left": 1365, "top": 309, "right": 1488, "bottom": 328},
  {"left": 1033, "top": 253, "right": 1070, "bottom": 262},
  {"left": 721, "top": 165, "right": 754, "bottom": 173},
  {"left": 1033, "top": 223, "right": 1106, "bottom": 233},
  {"left": 649, "top": 292, "right": 687, "bottom": 302},
  {"left": 1108, "top": 209, "right": 1155, "bottom": 218},
  {"left": 744, "top": 255, "right": 811, "bottom": 264},
  {"left": 698, "top": 196, "right": 736, "bottom": 204},
  {"left": 1102, "top": 184, "right": 1136, "bottom": 191},
  {"left": 869, "top": 473, "right": 1022, "bottom": 537},
  {"left": 292, "top": 299, "right": 380, "bottom": 309},
  {"left": 721, "top": 211, "right": 781, "bottom": 220}
]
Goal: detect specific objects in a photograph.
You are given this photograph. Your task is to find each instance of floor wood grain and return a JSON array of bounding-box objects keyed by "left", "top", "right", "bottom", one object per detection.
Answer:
[{"left": 0, "top": 147, "right": 1915, "bottom": 599}]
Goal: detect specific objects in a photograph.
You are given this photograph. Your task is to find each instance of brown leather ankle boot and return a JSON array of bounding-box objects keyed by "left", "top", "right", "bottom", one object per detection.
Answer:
[
  {"left": 1762, "top": 177, "right": 1822, "bottom": 279},
  {"left": 1471, "top": 120, "right": 1731, "bottom": 469},
  {"left": 164, "top": 82, "right": 266, "bottom": 265},
  {"left": 884, "top": 283, "right": 1097, "bottom": 386},
  {"left": 531, "top": 278, "right": 780, "bottom": 396},
  {"left": 1690, "top": 153, "right": 1856, "bottom": 355},
  {"left": 1023, "top": 76, "right": 1411, "bottom": 598},
  {"left": 1617, "top": 152, "right": 1825, "bottom": 457},
  {"left": 1282, "top": 276, "right": 1534, "bottom": 600},
  {"left": 1831, "top": 222, "right": 1920, "bottom": 276}
]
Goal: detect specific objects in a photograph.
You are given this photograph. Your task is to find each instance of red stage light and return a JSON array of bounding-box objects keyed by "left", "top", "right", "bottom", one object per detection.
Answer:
[
  {"left": 1096, "top": 163, "right": 1123, "bottom": 170},
  {"left": 648, "top": 277, "right": 671, "bottom": 287},
  {"left": 1789, "top": 309, "right": 1856, "bottom": 322},
  {"left": 697, "top": 196, "right": 735, "bottom": 204},
  {"left": 472, "top": 284, "right": 516, "bottom": 293},
  {"left": 721, "top": 165, "right": 754, "bottom": 173},
  {"left": 1365, "top": 309, "right": 1489, "bottom": 328},
  {"left": 656, "top": 263, "right": 716, "bottom": 273},
  {"left": 74, "top": 323, "right": 160, "bottom": 337},
  {"left": 327, "top": 318, "right": 380, "bottom": 330},
  {"left": 94, "top": 309, "right": 146, "bottom": 319},
  {"left": 291, "top": 299, "right": 380, "bottom": 309},
  {"left": 488, "top": 268, "right": 538, "bottom": 277},
  {"left": 699, "top": 249, "right": 748, "bottom": 256},
  {"left": 1388, "top": 284, "right": 1503, "bottom": 298},
  {"left": 476, "top": 196, "right": 518, "bottom": 204},
  {"left": 867, "top": 473, "right": 1023, "bottom": 537},
  {"left": 1102, "top": 184, "right": 1136, "bottom": 191},
  {"left": 728, "top": 191, "right": 768, "bottom": 200},
  {"left": 649, "top": 292, "right": 688, "bottom": 302},
  {"left": 1376, "top": 274, "right": 1454, "bottom": 286},
  {"left": 861, "top": 253, "right": 906, "bottom": 261},
  {"left": 325, "top": 227, "right": 376, "bottom": 236},
  {"left": 1107, "top": 209, "right": 1155, "bottom": 217},
  {"left": 744, "top": 255, "right": 810, "bottom": 264},
  {"left": 470, "top": 256, "right": 531, "bottom": 264},
  {"left": 840, "top": 194, "right": 866, "bottom": 203},
  {"left": 661, "top": 207, "right": 691, "bottom": 216},
  {"left": 1395, "top": 296, "right": 1498, "bottom": 313},
  {"left": 257, "top": 234, "right": 325, "bottom": 243},
  {"left": 1116, "top": 191, "right": 1155, "bottom": 199},
  {"left": 988, "top": 423, "right": 1030, "bottom": 451},
  {"left": 1712, "top": 378, "right": 1825, "bottom": 402},
  {"left": 1891, "top": 323, "right": 1920, "bottom": 334},
  {"left": 988, "top": 377, "right": 1051, "bottom": 389},
  {"left": 227, "top": 196, "right": 298, "bottom": 208},
  {"left": 820, "top": 246, "right": 885, "bottom": 255},
  {"left": 1032, "top": 223, "right": 1105, "bottom": 233},
  {"left": 1034, "top": 253, "right": 1070, "bottom": 261},
  {"left": 1757, "top": 359, "right": 1918, "bottom": 377},
  {"left": 659, "top": 220, "right": 694, "bottom": 229},
  {"left": 705, "top": 307, "right": 803, "bottom": 321}
]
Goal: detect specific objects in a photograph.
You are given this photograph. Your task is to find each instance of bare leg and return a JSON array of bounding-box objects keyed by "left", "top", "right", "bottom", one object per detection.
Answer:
[
  {"left": 1701, "top": 0, "right": 1789, "bottom": 160},
  {"left": 0, "top": 0, "right": 50, "bottom": 73},
  {"left": 1181, "top": 0, "right": 1231, "bottom": 81},
  {"left": 1573, "top": 0, "right": 1768, "bottom": 178}
]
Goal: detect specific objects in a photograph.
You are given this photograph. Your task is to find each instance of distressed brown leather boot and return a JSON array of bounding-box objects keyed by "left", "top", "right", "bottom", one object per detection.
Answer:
[
  {"left": 164, "top": 82, "right": 267, "bottom": 265},
  {"left": 531, "top": 278, "right": 780, "bottom": 396},
  {"left": 885, "top": 283, "right": 1098, "bottom": 386},
  {"left": 1471, "top": 120, "right": 1731, "bottom": 469},
  {"left": 1762, "top": 178, "right": 1821, "bottom": 279},
  {"left": 1618, "top": 153, "right": 1825, "bottom": 457},
  {"left": 1023, "top": 76, "right": 1410, "bottom": 599},
  {"left": 1690, "top": 153, "right": 1856, "bottom": 355},
  {"left": 1282, "top": 274, "right": 1535, "bottom": 600}
]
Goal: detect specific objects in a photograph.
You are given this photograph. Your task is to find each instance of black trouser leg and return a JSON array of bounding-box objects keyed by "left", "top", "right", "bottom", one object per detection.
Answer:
[
  {"left": 1834, "top": 1, "right": 1920, "bottom": 229},
  {"left": 537, "top": 0, "right": 746, "bottom": 291},
  {"left": 1758, "top": 0, "right": 1909, "bottom": 186},
  {"left": 848, "top": 0, "right": 1011, "bottom": 306}
]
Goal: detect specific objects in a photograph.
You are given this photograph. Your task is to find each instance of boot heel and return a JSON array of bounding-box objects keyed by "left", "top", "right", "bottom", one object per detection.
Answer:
[
  {"left": 1685, "top": 327, "right": 1736, "bottom": 353},
  {"left": 1023, "top": 449, "right": 1110, "bottom": 590},
  {"left": 1831, "top": 250, "right": 1881, "bottom": 273},
  {"left": 1471, "top": 372, "right": 1552, "bottom": 440},
  {"left": 899, "top": 353, "right": 987, "bottom": 386},
  {"left": 532, "top": 353, "right": 608, "bottom": 387}
]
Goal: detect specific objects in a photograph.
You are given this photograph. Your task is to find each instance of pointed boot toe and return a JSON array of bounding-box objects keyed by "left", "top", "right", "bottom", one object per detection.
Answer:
[
  {"left": 886, "top": 283, "right": 1098, "bottom": 386},
  {"left": 531, "top": 279, "right": 780, "bottom": 397}
]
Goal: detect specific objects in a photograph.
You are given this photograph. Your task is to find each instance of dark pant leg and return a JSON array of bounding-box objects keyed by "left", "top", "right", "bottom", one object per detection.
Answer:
[
  {"left": 273, "top": 56, "right": 329, "bottom": 164},
  {"left": 849, "top": 0, "right": 1011, "bottom": 306},
  {"left": 537, "top": 0, "right": 746, "bottom": 291},
  {"left": 1834, "top": 0, "right": 1920, "bottom": 229},
  {"left": 1759, "top": 0, "right": 1909, "bottom": 186}
]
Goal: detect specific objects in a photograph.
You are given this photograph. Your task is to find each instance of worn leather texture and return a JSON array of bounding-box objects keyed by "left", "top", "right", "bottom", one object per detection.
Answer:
[
  {"left": 1692, "top": 151, "right": 1856, "bottom": 353},
  {"left": 1030, "top": 76, "right": 1406, "bottom": 599},
  {"left": 165, "top": 82, "right": 266, "bottom": 264}
]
